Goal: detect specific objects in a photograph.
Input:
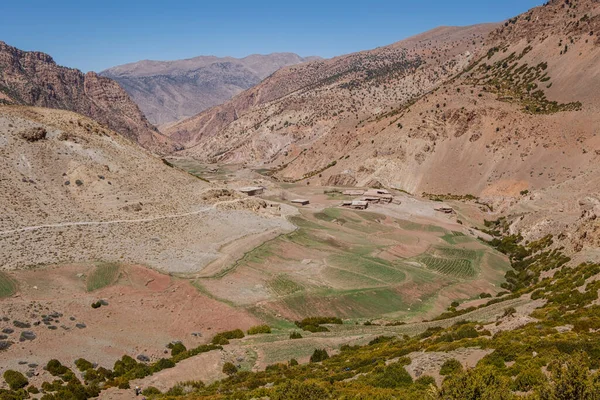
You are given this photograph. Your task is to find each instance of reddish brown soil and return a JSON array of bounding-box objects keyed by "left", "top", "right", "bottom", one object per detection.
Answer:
[{"left": 0, "top": 264, "right": 259, "bottom": 387}]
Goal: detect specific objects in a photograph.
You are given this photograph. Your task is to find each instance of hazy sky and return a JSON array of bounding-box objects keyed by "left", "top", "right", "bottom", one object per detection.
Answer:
[{"left": 1, "top": 0, "right": 542, "bottom": 72}]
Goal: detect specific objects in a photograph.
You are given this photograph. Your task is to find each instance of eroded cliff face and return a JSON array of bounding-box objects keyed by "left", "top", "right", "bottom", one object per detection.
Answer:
[{"left": 0, "top": 41, "right": 172, "bottom": 153}]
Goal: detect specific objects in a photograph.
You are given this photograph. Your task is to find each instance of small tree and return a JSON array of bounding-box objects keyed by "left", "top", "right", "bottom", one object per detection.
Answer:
[
  {"left": 222, "top": 362, "right": 238, "bottom": 376},
  {"left": 310, "top": 349, "right": 329, "bottom": 363}
]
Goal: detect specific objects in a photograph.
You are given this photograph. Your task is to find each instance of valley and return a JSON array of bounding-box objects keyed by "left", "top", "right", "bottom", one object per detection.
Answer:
[{"left": 1, "top": 0, "right": 600, "bottom": 398}]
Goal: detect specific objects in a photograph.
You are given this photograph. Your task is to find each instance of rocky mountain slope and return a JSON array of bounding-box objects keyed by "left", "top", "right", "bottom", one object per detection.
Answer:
[
  {"left": 101, "top": 53, "right": 320, "bottom": 127},
  {"left": 165, "top": 0, "right": 600, "bottom": 253},
  {"left": 0, "top": 106, "right": 293, "bottom": 271},
  {"left": 165, "top": 24, "right": 496, "bottom": 158},
  {"left": 0, "top": 41, "right": 171, "bottom": 152}
]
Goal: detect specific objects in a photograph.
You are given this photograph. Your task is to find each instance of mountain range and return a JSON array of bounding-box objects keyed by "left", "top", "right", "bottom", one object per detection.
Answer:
[{"left": 101, "top": 53, "right": 320, "bottom": 127}]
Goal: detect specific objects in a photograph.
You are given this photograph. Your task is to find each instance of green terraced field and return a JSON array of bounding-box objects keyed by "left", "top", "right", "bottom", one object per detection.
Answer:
[
  {"left": 432, "top": 246, "right": 479, "bottom": 261},
  {"left": 268, "top": 275, "right": 304, "bottom": 296},
  {"left": 86, "top": 262, "right": 121, "bottom": 292},
  {"left": 328, "top": 254, "right": 407, "bottom": 285},
  {"left": 0, "top": 271, "right": 16, "bottom": 298},
  {"left": 419, "top": 256, "right": 476, "bottom": 279},
  {"left": 441, "top": 231, "right": 472, "bottom": 244},
  {"left": 280, "top": 287, "right": 414, "bottom": 319}
]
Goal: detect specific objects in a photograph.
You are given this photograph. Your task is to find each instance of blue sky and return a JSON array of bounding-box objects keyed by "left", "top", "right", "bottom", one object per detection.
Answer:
[{"left": 1, "top": 0, "right": 542, "bottom": 72}]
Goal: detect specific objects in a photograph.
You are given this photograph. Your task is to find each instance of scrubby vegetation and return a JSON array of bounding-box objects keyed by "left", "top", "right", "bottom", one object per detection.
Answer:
[
  {"left": 0, "top": 271, "right": 17, "bottom": 298},
  {"left": 294, "top": 316, "right": 343, "bottom": 332},
  {"left": 211, "top": 329, "right": 245, "bottom": 345},
  {"left": 2, "top": 221, "right": 599, "bottom": 400},
  {"left": 467, "top": 45, "right": 582, "bottom": 114},
  {"left": 3, "top": 370, "right": 28, "bottom": 390},
  {"left": 247, "top": 325, "right": 271, "bottom": 335},
  {"left": 86, "top": 262, "right": 121, "bottom": 292}
]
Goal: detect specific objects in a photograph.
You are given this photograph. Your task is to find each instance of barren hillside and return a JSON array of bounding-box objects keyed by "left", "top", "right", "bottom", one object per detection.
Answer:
[
  {"left": 165, "top": 24, "right": 496, "bottom": 157},
  {"left": 101, "top": 53, "right": 320, "bottom": 127},
  {"left": 165, "top": 0, "right": 600, "bottom": 253},
  {"left": 0, "top": 41, "right": 172, "bottom": 152},
  {"left": 0, "top": 106, "right": 293, "bottom": 271}
]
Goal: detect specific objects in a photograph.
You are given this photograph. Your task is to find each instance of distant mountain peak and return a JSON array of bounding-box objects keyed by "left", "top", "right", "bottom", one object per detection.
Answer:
[{"left": 100, "top": 53, "right": 320, "bottom": 127}]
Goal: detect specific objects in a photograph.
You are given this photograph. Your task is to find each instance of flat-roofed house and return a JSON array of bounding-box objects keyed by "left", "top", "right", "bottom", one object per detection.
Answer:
[
  {"left": 291, "top": 199, "right": 310, "bottom": 206},
  {"left": 342, "top": 200, "right": 369, "bottom": 210},
  {"left": 363, "top": 189, "right": 393, "bottom": 203},
  {"left": 239, "top": 186, "right": 265, "bottom": 196}
]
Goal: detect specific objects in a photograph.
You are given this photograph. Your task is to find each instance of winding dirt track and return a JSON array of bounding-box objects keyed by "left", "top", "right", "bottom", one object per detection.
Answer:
[{"left": 0, "top": 199, "right": 247, "bottom": 236}]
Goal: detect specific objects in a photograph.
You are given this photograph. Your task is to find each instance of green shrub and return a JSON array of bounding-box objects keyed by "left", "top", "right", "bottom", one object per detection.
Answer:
[
  {"left": 74, "top": 358, "right": 94, "bottom": 372},
  {"left": 247, "top": 325, "right": 271, "bottom": 335},
  {"left": 46, "top": 359, "right": 69, "bottom": 376},
  {"left": 211, "top": 334, "right": 230, "bottom": 345},
  {"left": 142, "top": 386, "right": 161, "bottom": 395},
  {"left": 167, "top": 342, "right": 187, "bottom": 357},
  {"left": 415, "top": 375, "right": 436, "bottom": 387},
  {"left": 439, "top": 366, "right": 513, "bottom": 399},
  {"left": 289, "top": 358, "right": 299, "bottom": 366},
  {"left": 513, "top": 366, "right": 546, "bottom": 392},
  {"left": 289, "top": 331, "right": 303, "bottom": 339},
  {"left": 3, "top": 370, "right": 28, "bottom": 390},
  {"left": 151, "top": 358, "right": 175, "bottom": 373},
  {"left": 367, "top": 361, "right": 413, "bottom": 388},
  {"left": 310, "top": 349, "right": 329, "bottom": 363},
  {"left": 271, "top": 380, "right": 329, "bottom": 400},
  {"left": 295, "top": 316, "right": 342, "bottom": 332},
  {"left": 440, "top": 358, "right": 463, "bottom": 376},
  {"left": 222, "top": 362, "right": 238, "bottom": 376},
  {"left": 27, "top": 385, "right": 40, "bottom": 394},
  {"left": 219, "top": 329, "right": 245, "bottom": 339}
]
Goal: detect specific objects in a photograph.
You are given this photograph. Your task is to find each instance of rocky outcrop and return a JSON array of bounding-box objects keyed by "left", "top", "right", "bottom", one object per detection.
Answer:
[{"left": 0, "top": 41, "right": 171, "bottom": 152}]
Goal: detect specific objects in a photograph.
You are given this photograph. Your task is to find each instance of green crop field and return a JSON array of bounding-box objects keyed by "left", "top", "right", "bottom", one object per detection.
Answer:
[
  {"left": 441, "top": 231, "right": 471, "bottom": 244},
  {"left": 86, "top": 262, "right": 121, "bottom": 292},
  {"left": 268, "top": 275, "right": 304, "bottom": 296},
  {"left": 432, "top": 246, "right": 479, "bottom": 261},
  {"left": 419, "top": 256, "right": 477, "bottom": 279},
  {"left": 328, "top": 254, "right": 407, "bottom": 285},
  {"left": 0, "top": 271, "right": 16, "bottom": 298}
]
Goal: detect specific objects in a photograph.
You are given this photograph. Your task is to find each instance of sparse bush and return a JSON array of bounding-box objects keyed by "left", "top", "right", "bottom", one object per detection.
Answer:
[
  {"left": 271, "top": 380, "right": 328, "bottom": 400},
  {"left": 20, "top": 127, "right": 47, "bottom": 142},
  {"left": 222, "top": 362, "right": 238, "bottom": 376},
  {"left": 46, "top": 359, "right": 69, "bottom": 376},
  {"left": 247, "top": 325, "right": 271, "bottom": 335},
  {"left": 211, "top": 334, "right": 230, "bottom": 345},
  {"left": 3, "top": 370, "right": 28, "bottom": 390},
  {"left": 310, "top": 349, "right": 329, "bottom": 363},
  {"left": 74, "top": 358, "right": 94, "bottom": 372},
  {"left": 142, "top": 386, "right": 162, "bottom": 395},
  {"left": 167, "top": 342, "right": 187, "bottom": 357},
  {"left": 440, "top": 358, "right": 463, "bottom": 376},
  {"left": 289, "top": 331, "right": 303, "bottom": 339}
]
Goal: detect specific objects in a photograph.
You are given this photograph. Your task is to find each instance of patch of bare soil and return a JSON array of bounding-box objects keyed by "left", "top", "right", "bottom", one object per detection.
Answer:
[{"left": 0, "top": 264, "right": 260, "bottom": 387}]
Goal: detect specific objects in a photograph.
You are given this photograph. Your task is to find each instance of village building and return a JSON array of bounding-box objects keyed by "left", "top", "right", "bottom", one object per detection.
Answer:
[
  {"left": 341, "top": 200, "right": 369, "bottom": 210},
  {"left": 343, "top": 189, "right": 366, "bottom": 196},
  {"left": 363, "top": 189, "right": 393, "bottom": 203},
  {"left": 291, "top": 199, "right": 310, "bottom": 205},
  {"left": 239, "top": 186, "right": 265, "bottom": 196}
]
